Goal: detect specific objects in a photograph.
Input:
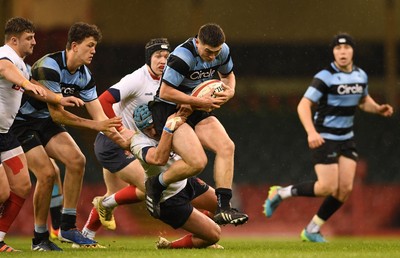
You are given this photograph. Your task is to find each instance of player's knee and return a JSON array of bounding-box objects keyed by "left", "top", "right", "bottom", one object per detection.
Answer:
[
  {"left": 207, "top": 225, "right": 221, "bottom": 244},
  {"left": 66, "top": 151, "right": 86, "bottom": 171},
  {"left": 0, "top": 191, "right": 10, "bottom": 203},
  {"left": 12, "top": 179, "right": 31, "bottom": 198},
  {"left": 319, "top": 184, "right": 337, "bottom": 196},
  {"left": 215, "top": 138, "right": 235, "bottom": 157}
]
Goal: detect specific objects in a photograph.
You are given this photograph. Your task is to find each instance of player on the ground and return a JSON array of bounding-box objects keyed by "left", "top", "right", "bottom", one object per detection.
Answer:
[
  {"left": 0, "top": 17, "right": 84, "bottom": 252},
  {"left": 131, "top": 104, "right": 223, "bottom": 249},
  {"left": 81, "top": 38, "right": 171, "bottom": 239},
  {"left": 149, "top": 23, "right": 248, "bottom": 226},
  {"left": 263, "top": 33, "right": 393, "bottom": 242},
  {"left": 11, "top": 21, "right": 128, "bottom": 250}
]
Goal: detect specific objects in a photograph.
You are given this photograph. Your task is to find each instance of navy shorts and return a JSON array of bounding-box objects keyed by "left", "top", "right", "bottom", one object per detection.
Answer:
[
  {"left": 0, "top": 131, "right": 22, "bottom": 163},
  {"left": 159, "top": 177, "right": 209, "bottom": 229},
  {"left": 149, "top": 101, "right": 214, "bottom": 137},
  {"left": 11, "top": 117, "right": 66, "bottom": 152},
  {"left": 311, "top": 139, "right": 358, "bottom": 165},
  {"left": 94, "top": 132, "right": 135, "bottom": 173}
]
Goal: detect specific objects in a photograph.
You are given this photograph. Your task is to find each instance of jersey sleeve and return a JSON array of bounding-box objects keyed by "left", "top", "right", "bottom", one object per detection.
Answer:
[{"left": 217, "top": 43, "right": 234, "bottom": 75}]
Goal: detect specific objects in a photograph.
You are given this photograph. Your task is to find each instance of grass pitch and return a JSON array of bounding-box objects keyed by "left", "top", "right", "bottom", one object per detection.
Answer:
[{"left": 3, "top": 236, "right": 400, "bottom": 258}]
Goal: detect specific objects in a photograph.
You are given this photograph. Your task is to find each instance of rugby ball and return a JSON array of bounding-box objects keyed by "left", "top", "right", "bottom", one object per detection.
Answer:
[{"left": 191, "top": 79, "right": 224, "bottom": 98}]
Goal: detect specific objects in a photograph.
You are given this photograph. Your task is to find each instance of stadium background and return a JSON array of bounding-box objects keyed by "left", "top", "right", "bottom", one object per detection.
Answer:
[{"left": 1, "top": 0, "right": 400, "bottom": 237}]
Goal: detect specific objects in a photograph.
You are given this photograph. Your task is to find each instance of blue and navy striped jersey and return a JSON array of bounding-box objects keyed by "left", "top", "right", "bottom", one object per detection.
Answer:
[
  {"left": 16, "top": 51, "right": 98, "bottom": 120},
  {"left": 156, "top": 37, "right": 233, "bottom": 103},
  {"left": 304, "top": 62, "right": 368, "bottom": 141}
]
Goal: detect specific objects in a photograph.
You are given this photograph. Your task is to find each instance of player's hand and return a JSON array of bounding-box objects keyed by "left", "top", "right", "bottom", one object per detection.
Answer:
[
  {"left": 307, "top": 131, "right": 325, "bottom": 149},
  {"left": 176, "top": 104, "right": 193, "bottom": 121},
  {"left": 119, "top": 127, "right": 135, "bottom": 140},
  {"left": 214, "top": 82, "right": 234, "bottom": 105},
  {"left": 165, "top": 114, "right": 185, "bottom": 132},
  {"left": 95, "top": 117, "right": 123, "bottom": 132},
  {"left": 377, "top": 104, "right": 394, "bottom": 117},
  {"left": 24, "top": 81, "right": 47, "bottom": 97},
  {"left": 60, "top": 96, "right": 85, "bottom": 107},
  {"left": 192, "top": 95, "right": 221, "bottom": 112}
]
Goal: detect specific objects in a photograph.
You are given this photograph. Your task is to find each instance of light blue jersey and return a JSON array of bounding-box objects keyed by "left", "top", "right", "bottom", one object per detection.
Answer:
[
  {"left": 156, "top": 37, "right": 233, "bottom": 103},
  {"left": 304, "top": 62, "right": 368, "bottom": 141},
  {"left": 16, "top": 51, "right": 97, "bottom": 120}
]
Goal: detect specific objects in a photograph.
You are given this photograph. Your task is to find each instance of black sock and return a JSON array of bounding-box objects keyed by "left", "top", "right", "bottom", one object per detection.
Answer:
[
  {"left": 50, "top": 205, "right": 62, "bottom": 230},
  {"left": 215, "top": 188, "right": 232, "bottom": 211},
  {"left": 291, "top": 181, "right": 316, "bottom": 197},
  {"left": 317, "top": 196, "right": 343, "bottom": 221},
  {"left": 33, "top": 231, "right": 49, "bottom": 243},
  {"left": 60, "top": 214, "right": 76, "bottom": 231}
]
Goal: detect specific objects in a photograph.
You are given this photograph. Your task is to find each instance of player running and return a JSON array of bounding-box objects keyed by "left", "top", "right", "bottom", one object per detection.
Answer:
[
  {"left": 149, "top": 23, "right": 248, "bottom": 226},
  {"left": 263, "top": 33, "right": 393, "bottom": 242}
]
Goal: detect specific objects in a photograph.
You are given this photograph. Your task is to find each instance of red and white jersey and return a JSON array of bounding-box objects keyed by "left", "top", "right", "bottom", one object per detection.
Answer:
[
  {"left": 0, "top": 44, "right": 29, "bottom": 133},
  {"left": 111, "top": 64, "right": 160, "bottom": 130}
]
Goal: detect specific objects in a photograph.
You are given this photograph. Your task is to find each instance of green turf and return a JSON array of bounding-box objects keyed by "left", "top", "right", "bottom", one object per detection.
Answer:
[{"left": 3, "top": 236, "right": 400, "bottom": 258}]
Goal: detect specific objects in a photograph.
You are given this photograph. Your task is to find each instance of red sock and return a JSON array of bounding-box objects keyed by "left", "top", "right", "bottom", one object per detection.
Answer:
[
  {"left": 114, "top": 185, "right": 140, "bottom": 205},
  {"left": 83, "top": 207, "right": 101, "bottom": 231},
  {"left": 171, "top": 234, "right": 194, "bottom": 248},
  {"left": 0, "top": 192, "right": 25, "bottom": 232}
]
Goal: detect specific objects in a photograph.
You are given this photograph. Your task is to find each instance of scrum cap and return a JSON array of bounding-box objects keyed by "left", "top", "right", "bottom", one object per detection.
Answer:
[
  {"left": 133, "top": 104, "right": 153, "bottom": 131},
  {"left": 145, "top": 38, "right": 171, "bottom": 66},
  {"left": 331, "top": 33, "right": 355, "bottom": 49}
]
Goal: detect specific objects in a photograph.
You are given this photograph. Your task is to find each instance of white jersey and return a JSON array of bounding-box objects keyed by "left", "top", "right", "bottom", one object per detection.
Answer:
[
  {"left": 130, "top": 132, "right": 186, "bottom": 202},
  {"left": 111, "top": 64, "right": 160, "bottom": 130},
  {"left": 0, "top": 45, "right": 29, "bottom": 133}
]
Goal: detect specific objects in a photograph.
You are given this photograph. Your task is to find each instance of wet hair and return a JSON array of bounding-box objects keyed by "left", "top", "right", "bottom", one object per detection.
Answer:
[
  {"left": 198, "top": 23, "right": 225, "bottom": 47},
  {"left": 145, "top": 38, "right": 171, "bottom": 66},
  {"left": 331, "top": 33, "right": 355, "bottom": 49},
  {"left": 4, "top": 17, "right": 35, "bottom": 42},
  {"left": 66, "top": 22, "right": 102, "bottom": 50}
]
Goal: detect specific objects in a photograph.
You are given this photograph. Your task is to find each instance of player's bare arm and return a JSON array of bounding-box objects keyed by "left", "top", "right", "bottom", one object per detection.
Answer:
[
  {"left": 160, "top": 82, "right": 220, "bottom": 110},
  {"left": 0, "top": 59, "right": 46, "bottom": 97},
  {"left": 358, "top": 95, "right": 394, "bottom": 117},
  {"left": 48, "top": 102, "right": 122, "bottom": 131},
  {"left": 85, "top": 99, "right": 131, "bottom": 149},
  {"left": 215, "top": 71, "right": 236, "bottom": 104},
  {"left": 297, "top": 97, "right": 325, "bottom": 149},
  {"left": 144, "top": 114, "right": 184, "bottom": 165}
]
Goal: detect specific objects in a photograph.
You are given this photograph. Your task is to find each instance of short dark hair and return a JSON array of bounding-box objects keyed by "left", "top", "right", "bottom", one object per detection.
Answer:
[
  {"left": 4, "top": 17, "right": 35, "bottom": 42},
  {"left": 198, "top": 23, "right": 225, "bottom": 47},
  {"left": 66, "top": 22, "right": 102, "bottom": 50}
]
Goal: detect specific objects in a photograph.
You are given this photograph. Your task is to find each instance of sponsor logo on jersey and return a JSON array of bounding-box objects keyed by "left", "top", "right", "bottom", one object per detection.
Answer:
[
  {"left": 189, "top": 69, "right": 216, "bottom": 80},
  {"left": 12, "top": 84, "right": 24, "bottom": 92},
  {"left": 337, "top": 84, "right": 363, "bottom": 95}
]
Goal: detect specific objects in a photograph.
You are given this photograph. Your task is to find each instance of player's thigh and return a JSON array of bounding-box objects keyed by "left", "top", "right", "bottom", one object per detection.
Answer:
[
  {"left": 191, "top": 187, "right": 217, "bottom": 214},
  {"left": 114, "top": 160, "right": 145, "bottom": 192},
  {"left": 0, "top": 165, "right": 10, "bottom": 202},
  {"left": 25, "top": 145, "right": 57, "bottom": 180},
  {"left": 337, "top": 156, "right": 357, "bottom": 193},
  {"left": 195, "top": 116, "right": 233, "bottom": 152},
  {"left": 181, "top": 208, "right": 220, "bottom": 242},
  {"left": 103, "top": 168, "right": 129, "bottom": 195},
  {"left": 315, "top": 163, "right": 339, "bottom": 194},
  {"left": 3, "top": 153, "right": 31, "bottom": 197},
  {"left": 45, "top": 132, "right": 85, "bottom": 166},
  {"left": 173, "top": 123, "right": 207, "bottom": 167}
]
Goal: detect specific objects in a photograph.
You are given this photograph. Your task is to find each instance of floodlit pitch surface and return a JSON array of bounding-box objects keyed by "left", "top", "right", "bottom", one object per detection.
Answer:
[{"left": 5, "top": 236, "right": 399, "bottom": 257}]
